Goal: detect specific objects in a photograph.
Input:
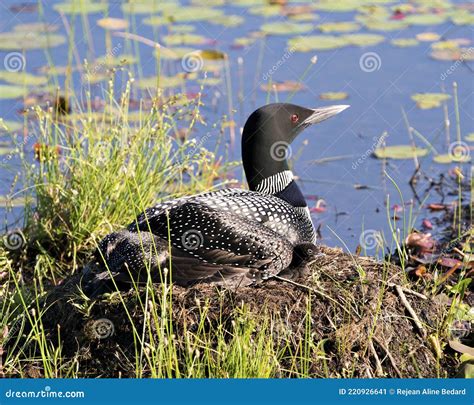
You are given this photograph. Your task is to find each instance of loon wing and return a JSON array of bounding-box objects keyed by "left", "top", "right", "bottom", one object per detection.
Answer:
[{"left": 125, "top": 200, "right": 294, "bottom": 286}]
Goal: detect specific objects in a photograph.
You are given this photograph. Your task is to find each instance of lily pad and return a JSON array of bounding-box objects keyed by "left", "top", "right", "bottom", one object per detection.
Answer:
[
  {"left": 319, "top": 92, "right": 349, "bottom": 100},
  {"left": 137, "top": 75, "right": 186, "bottom": 90},
  {"left": 13, "top": 22, "right": 59, "bottom": 33},
  {"left": 318, "top": 22, "right": 360, "bottom": 33},
  {"left": 411, "top": 93, "right": 451, "bottom": 109},
  {"left": 249, "top": 6, "right": 281, "bottom": 16},
  {"left": 0, "top": 196, "right": 27, "bottom": 207},
  {"left": 97, "top": 18, "right": 129, "bottom": 30},
  {"left": 232, "top": 37, "right": 257, "bottom": 48},
  {"left": 156, "top": 47, "right": 198, "bottom": 60},
  {"left": 363, "top": 19, "right": 409, "bottom": 31},
  {"left": 431, "top": 48, "right": 474, "bottom": 61},
  {"left": 465, "top": 133, "right": 474, "bottom": 142},
  {"left": 260, "top": 81, "right": 304, "bottom": 93},
  {"left": 94, "top": 54, "right": 138, "bottom": 67},
  {"left": 163, "top": 34, "right": 209, "bottom": 46},
  {"left": 416, "top": 32, "right": 441, "bottom": 42},
  {"left": 210, "top": 15, "right": 244, "bottom": 28},
  {"left": 197, "top": 77, "right": 222, "bottom": 86},
  {"left": 0, "top": 146, "right": 16, "bottom": 156},
  {"left": 431, "top": 40, "right": 462, "bottom": 50},
  {"left": 0, "top": 71, "right": 48, "bottom": 86},
  {"left": 374, "top": 145, "right": 429, "bottom": 160},
  {"left": 405, "top": 14, "right": 447, "bottom": 25},
  {"left": 262, "top": 22, "right": 313, "bottom": 35},
  {"left": 121, "top": 1, "right": 178, "bottom": 14},
  {"left": 0, "top": 119, "right": 22, "bottom": 133},
  {"left": 433, "top": 153, "right": 471, "bottom": 164},
  {"left": 391, "top": 38, "right": 420, "bottom": 47},
  {"left": 0, "top": 85, "right": 27, "bottom": 99},
  {"left": 0, "top": 31, "right": 66, "bottom": 50},
  {"left": 289, "top": 13, "right": 318, "bottom": 22},
  {"left": 288, "top": 35, "right": 347, "bottom": 52},
  {"left": 450, "top": 12, "right": 474, "bottom": 25},
  {"left": 53, "top": 1, "right": 107, "bottom": 14},
  {"left": 343, "top": 33, "right": 385, "bottom": 47},
  {"left": 169, "top": 25, "right": 196, "bottom": 33}
]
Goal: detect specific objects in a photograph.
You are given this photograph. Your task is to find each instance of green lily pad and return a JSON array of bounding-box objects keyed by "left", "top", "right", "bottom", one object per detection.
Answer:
[
  {"left": 465, "top": 133, "right": 474, "bottom": 142},
  {"left": 343, "top": 33, "right": 385, "bottom": 47},
  {"left": 163, "top": 34, "right": 208, "bottom": 46},
  {"left": 142, "top": 16, "right": 171, "bottom": 26},
  {"left": 13, "top": 22, "right": 59, "bottom": 33},
  {"left": 210, "top": 15, "right": 244, "bottom": 27},
  {"left": 288, "top": 35, "right": 347, "bottom": 52},
  {"left": 431, "top": 40, "right": 461, "bottom": 50},
  {"left": 0, "top": 196, "right": 27, "bottom": 207},
  {"left": 433, "top": 153, "right": 471, "bottom": 164},
  {"left": 374, "top": 145, "right": 429, "bottom": 160},
  {"left": 169, "top": 25, "right": 196, "bottom": 33},
  {"left": 97, "top": 18, "right": 129, "bottom": 30},
  {"left": 315, "top": 0, "right": 367, "bottom": 12},
  {"left": 411, "top": 93, "right": 451, "bottom": 109},
  {"left": 0, "top": 71, "right": 48, "bottom": 86},
  {"left": 249, "top": 6, "right": 281, "bottom": 16},
  {"left": 289, "top": 13, "right": 318, "bottom": 22},
  {"left": 163, "top": 7, "right": 224, "bottom": 22},
  {"left": 121, "top": 1, "right": 178, "bottom": 14},
  {"left": 318, "top": 22, "right": 360, "bottom": 33},
  {"left": 431, "top": 48, "right": 474, "bottom": 61},
  {"left": 391, "top": 38, "right": 420, "bottom": 47},
  {"left": 363, "top": 19, "right": 409, "bottom": 31},
  {"left": 0, "top": 120, "right": 22, "bottom": 133},
  {"left": 53, "top": 1, "right": 107, "bottom": 14},
  {"left": 451, "top": 13, "right": 474, "bottom": 26},
  {"left": 262, "top": 22, "right": 313, "bottom": 35},
  {"left": 197, "top": 77, "right": 222, "bottom": 86},
  {"left": 0, "top": 85, "right": 27, "bottom": 99},
  {"left": 319, "top": 92, "right": 349, "bottom": 100},
  {"left": 405, "top": 14, "right": 447, "bottom": 25},
  {"left": 0, "top": 146, "right": 16, "bottom": 156},
  {"left": 137, "top": 75, "right": 186, "bottom": 90},
  {"left": 190, "top": 0, "right": 224, "bottom": 5},
  {"left": 233, "top": 37, "right": 257, "bottom": 47},
  {"left": 0, "top": 31, "right": 66, "bottom": 50}
]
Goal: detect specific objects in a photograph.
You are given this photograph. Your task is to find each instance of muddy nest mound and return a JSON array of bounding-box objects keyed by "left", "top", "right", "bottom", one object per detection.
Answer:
[{"left": 33, "top": 246, "right": 454, "bottom": 378}]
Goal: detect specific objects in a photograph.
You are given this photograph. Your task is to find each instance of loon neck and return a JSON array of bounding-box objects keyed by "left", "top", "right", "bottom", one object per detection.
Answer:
[{"left": 254, "top": 171, "right": 307, "bottom": 208}]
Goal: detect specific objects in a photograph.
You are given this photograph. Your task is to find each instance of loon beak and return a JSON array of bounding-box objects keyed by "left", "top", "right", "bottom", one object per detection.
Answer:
[{"left": 301, "top": 104, "right": 350, "bottom": 127}]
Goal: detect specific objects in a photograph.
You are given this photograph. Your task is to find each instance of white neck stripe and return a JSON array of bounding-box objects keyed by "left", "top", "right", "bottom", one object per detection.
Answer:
[{"left": 255, "top": 170, "right": 294, "bottom": 195}]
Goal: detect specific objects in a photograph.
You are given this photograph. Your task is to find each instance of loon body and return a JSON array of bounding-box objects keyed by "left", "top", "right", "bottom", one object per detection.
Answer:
[{"left": 84, "top": 103, "right": 349, "bottom": 295}]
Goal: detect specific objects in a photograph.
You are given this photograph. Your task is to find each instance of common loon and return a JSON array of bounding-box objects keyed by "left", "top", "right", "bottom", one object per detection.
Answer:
[{"left": 83, "top": 103, "right": 349, "bottom": 295}]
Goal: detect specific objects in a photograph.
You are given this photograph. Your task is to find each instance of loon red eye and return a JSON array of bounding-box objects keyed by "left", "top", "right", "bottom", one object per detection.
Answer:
[{"left": 290, "top": 114, "right": 299, "bottom": 123}]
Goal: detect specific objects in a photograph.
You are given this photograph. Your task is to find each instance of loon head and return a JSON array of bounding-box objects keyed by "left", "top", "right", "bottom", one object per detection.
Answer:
[{"left": 242, "top": 103, "right": 349, "bottom": 192}]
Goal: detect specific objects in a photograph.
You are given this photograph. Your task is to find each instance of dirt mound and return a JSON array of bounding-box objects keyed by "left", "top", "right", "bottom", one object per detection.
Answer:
[{"left": 26, "top": 246, "right": 455, "bottom": 377}]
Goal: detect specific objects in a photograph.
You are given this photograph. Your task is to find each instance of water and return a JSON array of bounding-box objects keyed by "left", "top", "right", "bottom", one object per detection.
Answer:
[{"left": 0, "top": 0, "right": 472, "bottom": 251}]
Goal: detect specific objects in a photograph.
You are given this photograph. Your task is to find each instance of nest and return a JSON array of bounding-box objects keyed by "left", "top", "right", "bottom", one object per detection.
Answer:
[{"left": 21, "top": 246, "right": 456, "bottom": 378}]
